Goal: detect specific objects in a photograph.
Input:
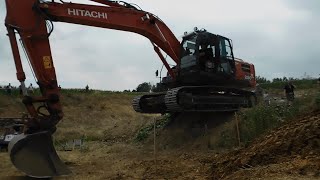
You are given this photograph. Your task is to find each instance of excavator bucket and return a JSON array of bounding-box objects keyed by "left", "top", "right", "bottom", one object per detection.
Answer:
[{"left": 8, "top": 131, "right": 71, "bottom": 178}]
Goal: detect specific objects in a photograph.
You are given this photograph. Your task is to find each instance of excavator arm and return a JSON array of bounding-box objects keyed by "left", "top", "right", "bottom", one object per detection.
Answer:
[
  {"left": 6, "top": 0, "right": 181, "bottom": 129},
  {"left": 4, "top": 0, "right": 181, "bottom": 177}
]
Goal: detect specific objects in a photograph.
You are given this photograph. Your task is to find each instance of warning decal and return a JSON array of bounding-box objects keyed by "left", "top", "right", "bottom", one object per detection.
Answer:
[{"left": 43, "top": 56, "right": 52, "bottom": 69}]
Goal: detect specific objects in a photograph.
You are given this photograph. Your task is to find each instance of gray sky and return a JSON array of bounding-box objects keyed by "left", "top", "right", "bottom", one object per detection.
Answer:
[{"left": 0, "top": 0, "right": 319, "bottom": 90}]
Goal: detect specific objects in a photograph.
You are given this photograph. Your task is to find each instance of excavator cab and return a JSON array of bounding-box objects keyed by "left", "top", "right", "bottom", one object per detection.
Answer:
[{"left": 177, "top": 29, "right": 236, "bottom": 86}]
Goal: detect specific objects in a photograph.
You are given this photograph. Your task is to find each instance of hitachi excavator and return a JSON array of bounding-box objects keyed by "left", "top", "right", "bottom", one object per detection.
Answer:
[{"left": 4, "top": 0, "right": 256, "bottom": 177}]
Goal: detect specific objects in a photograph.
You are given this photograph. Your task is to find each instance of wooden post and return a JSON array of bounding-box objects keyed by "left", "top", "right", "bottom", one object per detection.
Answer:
[
  {"left": 235, "top": 112, "right": 241, "bottom": 147},
  {"left": 153, "top": 117, "right": 157, "bottom": 173}
]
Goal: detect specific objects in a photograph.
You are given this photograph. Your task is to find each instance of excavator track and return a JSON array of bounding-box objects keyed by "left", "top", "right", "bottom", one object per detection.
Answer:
[
  {"left": 133, "top": 86, "right": 256, "bottom": 114},
  {"left": 165, "top": 87, "right": 183, "bottom": 112},
  {"left": 132, "top": 96, "right": 143, "bottom": 113},
  {"left": 165, "top": 86, "right": 252, "bottom": 112},
  {"left": 132, "top": 92, "right": 166, "bottom": 113}
]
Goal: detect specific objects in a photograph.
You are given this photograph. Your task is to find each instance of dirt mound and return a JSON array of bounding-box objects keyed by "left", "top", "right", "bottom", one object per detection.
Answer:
[
  {"left": 211, "top": 110, "right": 320, "bottom": 179},
  {"left": 148, "top": 112, "right": 235, "bottom": 151}
]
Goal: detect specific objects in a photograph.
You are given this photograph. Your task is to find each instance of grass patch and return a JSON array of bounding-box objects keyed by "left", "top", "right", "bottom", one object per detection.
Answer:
[
  {"left": 239, "top": 94, "right": 317, "bottom": 145},
  {"left": 315, "top": 90, "right": 320, "bottom": 109},
  {"left": 217, "top": 92, "right": 319, "bottom": 147},
  {"left": 259, "top": 79, "right": 317, "bottom": 90},
  {"left": 135, "top": 114, "right": 171, "bottom": 142}
]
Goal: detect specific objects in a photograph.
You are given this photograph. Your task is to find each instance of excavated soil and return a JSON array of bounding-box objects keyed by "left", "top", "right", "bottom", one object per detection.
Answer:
[{"left": 211, "top": 110, "right": 320, "bottom": 179}]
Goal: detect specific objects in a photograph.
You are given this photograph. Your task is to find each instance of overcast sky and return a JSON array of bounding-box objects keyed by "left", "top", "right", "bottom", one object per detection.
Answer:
[{"left": 0, "top": 0, "right": 319, "bottom": 90}]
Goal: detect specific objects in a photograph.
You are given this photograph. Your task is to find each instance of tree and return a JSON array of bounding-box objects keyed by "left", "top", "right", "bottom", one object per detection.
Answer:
[
  {"left": 151, "top": 83, "right": 168, "bottom": 92},
  {"left": 256, "top": 76, "right": 269, "bottom": 84},
  {"left": 272, "top": 77, "right": 282, "bottom": 82},
  {"left": 136, "top": 82, "right": 152, "bottom": 92}
]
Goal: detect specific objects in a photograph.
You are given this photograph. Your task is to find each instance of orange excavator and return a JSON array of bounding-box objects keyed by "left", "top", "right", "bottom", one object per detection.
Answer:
[{"left": 4, "top": 0, "right": 256, "bottom": 177}]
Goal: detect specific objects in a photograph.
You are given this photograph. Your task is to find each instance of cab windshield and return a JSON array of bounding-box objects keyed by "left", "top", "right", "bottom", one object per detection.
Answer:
[
  {"left": 182, "top": 36, "right": 197, "bottom": 56},
  {"left": 218, "top": 37, "right": 234, "bottom": 74},
  {"left": 180, "top": 36, "right": 197, "bottom": 69},
  {"left": 219, "top": 37, "right": 233, "bottom": 59}
]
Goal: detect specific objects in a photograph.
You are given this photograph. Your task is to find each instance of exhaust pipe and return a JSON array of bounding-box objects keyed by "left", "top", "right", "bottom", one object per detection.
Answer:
[{"left": 8, "top": 131, "right": 71, "bottom": 178}]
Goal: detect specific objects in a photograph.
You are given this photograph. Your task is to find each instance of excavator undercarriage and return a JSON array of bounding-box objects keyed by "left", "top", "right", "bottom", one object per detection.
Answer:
[{"left": 133, "top": 86, "right": 256, "bottom": 114}]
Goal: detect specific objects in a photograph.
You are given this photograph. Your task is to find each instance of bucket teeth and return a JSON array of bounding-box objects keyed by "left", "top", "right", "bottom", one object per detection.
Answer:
[{"left": 8, "top": 131, "right": 71, "bottom": 178}]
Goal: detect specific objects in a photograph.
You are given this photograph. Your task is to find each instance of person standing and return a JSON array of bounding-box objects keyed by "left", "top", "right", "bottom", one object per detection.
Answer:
[
  {"left": 18, "top": 85, "right": 23, "bottom": 96},
  {"left": 28, "top": 83, "right": 34, "bottom": 94},
  {"left": 85, "top": 85, "right": 89, "bottom": 92},
  {"left": 284, "top": 81, "right": 295, "bottom": 106},
  {"left": 6, "top": 83, "right": 12, "bottom": 95}
]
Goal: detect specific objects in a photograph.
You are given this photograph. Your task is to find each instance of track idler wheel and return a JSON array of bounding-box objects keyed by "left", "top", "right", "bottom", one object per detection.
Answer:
[{"left": 8, "top": 131, "right": 71, "bottom": 178}]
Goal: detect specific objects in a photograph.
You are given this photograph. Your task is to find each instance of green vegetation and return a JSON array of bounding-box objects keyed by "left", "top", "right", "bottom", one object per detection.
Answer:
[
  {"left": 0, "top": 87, "right": 145, "bottom": 97},
  {"left": 316, "top": 90, "right": 320, "bottom": 109},
  {"left": 217, "top": 90, "right": 319, "bottom": 148},
  {"left": 259, "top": 79, "right": 317, "bottom": 90},
  {"left": 0, "top": 89, "right": 21, "bottom": 96},
  {"left": 135, "top": 114, "right": 171, "bottom": 142},
  {"left": 135, "top": 82, "right": 152, "bottom": 92},
  {"left": 2, "top": 79, "right": 319, "bottom": 150},
  {"left": 239, "top": 105, "right": 296, "bottom": 145}
]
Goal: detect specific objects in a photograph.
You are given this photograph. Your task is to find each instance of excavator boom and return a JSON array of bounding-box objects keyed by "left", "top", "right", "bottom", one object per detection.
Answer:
[{"left": 5, "top": 0, "right": 182, "bottom": 177}]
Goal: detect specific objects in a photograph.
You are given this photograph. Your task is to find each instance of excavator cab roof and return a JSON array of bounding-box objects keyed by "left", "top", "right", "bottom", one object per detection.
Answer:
[
  {"left": 181, "top": 29, "right": 233, "bottom": 56},
  {"left": 182, "top": 28, "right": 231, "bottom": 43}
]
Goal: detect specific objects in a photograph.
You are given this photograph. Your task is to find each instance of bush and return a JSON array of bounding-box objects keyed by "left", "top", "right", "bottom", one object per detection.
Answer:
[
  {"left": 136, "top": 82, "right": 152, "bottom": 92},
  {"left": 238, "top": 105, "right": 284, "bottom": 144},
  {"left": 135, "top": 114, "right": 171, "bottom": 142},
  {"left": 259, "top": 79, "right": 317, "bottom": 90},
  {"left": 315, "top": 91, "right": 320, "bottom": 109},
  {"left": 238, "top": 93, "right": 318, "bottom": 145}
]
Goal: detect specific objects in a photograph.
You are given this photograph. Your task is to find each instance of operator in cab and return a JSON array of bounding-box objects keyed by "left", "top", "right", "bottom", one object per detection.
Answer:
[{"left": 199, "top": 43, "right": 215, "bottom": 72}]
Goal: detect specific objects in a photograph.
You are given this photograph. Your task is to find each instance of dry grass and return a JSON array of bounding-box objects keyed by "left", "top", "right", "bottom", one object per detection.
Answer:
[
  {"left": 0, "top": 91, "right": 157, "bottom": 142},
  {"left": 1, "top": 90, "right": 319, "bottom": 179},
  {"left": 55, "top": 92, "right": 158, "bottom": 141}
]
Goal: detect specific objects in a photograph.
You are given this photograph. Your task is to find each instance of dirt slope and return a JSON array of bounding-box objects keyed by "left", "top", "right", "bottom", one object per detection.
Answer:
[
  {"left": 0, "top": 92, "right": 319, "bottom": 179},
  {"left": 211, "top": 110, "right": 320, "bottom": 179},
  {"left": 0, "top": 93, "right": 236, "bottom": 179}
]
